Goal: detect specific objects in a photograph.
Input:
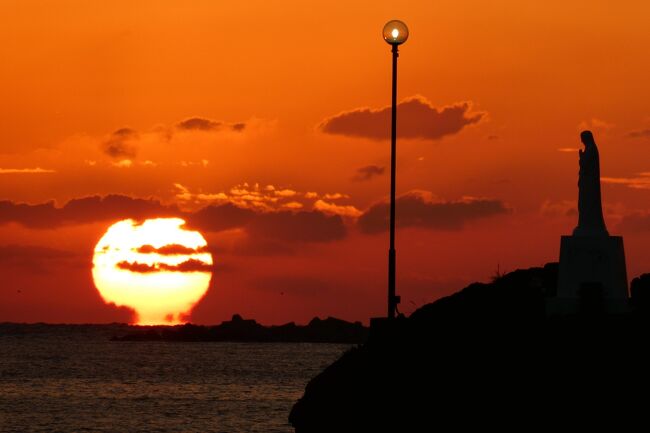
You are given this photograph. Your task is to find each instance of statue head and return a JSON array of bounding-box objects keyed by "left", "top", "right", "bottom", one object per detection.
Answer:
[{"left": 580, "top": 130, "right": 596, "bottom": 147}]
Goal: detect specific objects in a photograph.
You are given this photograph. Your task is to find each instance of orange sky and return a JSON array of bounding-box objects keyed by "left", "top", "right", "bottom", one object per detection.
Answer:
[{"left": 2, "top": 1, "right": 650, "bottom": 324}]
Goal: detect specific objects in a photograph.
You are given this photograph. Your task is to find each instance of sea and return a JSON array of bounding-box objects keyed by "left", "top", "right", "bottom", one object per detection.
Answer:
[{"left": 0, "top": 324, "right": 349, "bottom": 433}]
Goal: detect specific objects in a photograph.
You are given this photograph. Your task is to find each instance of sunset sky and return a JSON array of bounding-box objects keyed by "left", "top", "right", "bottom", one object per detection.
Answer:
[{"left": 2, "top": 0, "right": 650, "bottom": 324}]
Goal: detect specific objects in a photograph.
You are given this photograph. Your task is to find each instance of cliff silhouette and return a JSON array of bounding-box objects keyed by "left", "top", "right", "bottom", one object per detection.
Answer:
[{"left": 289, "top": 263, "right": 650, "bottom": 431}]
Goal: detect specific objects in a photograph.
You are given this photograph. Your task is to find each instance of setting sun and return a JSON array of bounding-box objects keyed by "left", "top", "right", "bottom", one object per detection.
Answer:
[
  {"left": 92, "top": 218, "right": 213, "bottom": 325},
  {"left": 4, "top": 2, "right": 650, "bottom": 430}
]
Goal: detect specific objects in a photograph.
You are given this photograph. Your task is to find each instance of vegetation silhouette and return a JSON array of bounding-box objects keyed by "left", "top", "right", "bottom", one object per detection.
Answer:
[{"left": 289, "top": 263, "right": 650, "bottom": 432}]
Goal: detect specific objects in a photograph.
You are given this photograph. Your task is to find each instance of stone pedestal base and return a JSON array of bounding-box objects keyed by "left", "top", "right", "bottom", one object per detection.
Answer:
[{"left": 553, "top": 235, "right": 628, "bottom": 313}]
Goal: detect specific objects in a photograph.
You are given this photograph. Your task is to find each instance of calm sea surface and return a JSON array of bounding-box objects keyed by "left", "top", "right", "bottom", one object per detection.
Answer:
[{"left": 0, "top": 324, "right": 349, "bottom": 433}]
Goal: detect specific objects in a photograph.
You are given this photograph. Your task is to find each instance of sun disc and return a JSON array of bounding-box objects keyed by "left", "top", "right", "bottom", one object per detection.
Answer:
[{"left": 92, "top": 218, "right": 213, "bottom": 325}]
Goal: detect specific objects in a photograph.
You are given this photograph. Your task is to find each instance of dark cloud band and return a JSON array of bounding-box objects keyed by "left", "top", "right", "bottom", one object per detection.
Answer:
[
  {"left": 103, "top": 128, "right": 138, "bottom": 159},
  {"left": 116, "top": 258, "right": 213, "bottom": 273},
  {"left": 177, "top": 117, "right": 247, "bottom": 132},
  {"left": 320, "top": 96, "right": 485, "bottom": 141},
  {"left": 0, "top": 195, "right": 347, "bottom": 244},
  {"left": 358, "top": 191, "right": 508, "bottom": 233},
  {"left": 135, "top": 244, "right": 208, "bottom": 255},
  {"left": 353, "top": 165, "right": 385, "bottom": 181}
]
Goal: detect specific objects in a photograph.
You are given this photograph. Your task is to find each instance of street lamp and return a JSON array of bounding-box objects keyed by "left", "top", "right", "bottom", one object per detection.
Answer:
[{"left": 383, "top": 20, "right": 408, "bottom": 319}]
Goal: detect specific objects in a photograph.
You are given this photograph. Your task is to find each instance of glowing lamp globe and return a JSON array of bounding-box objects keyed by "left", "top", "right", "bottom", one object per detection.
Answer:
[{"left": 383, "top": 20, "right": 409, "bottom": 45}]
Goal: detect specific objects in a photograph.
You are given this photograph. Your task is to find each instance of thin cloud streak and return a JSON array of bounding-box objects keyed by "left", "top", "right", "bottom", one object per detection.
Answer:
[
  {"left": 602, "top": 173, "right": 650, "bottom": 190},
  {"left": 0, "top": 168, "right": 56, "bottom": 174}
]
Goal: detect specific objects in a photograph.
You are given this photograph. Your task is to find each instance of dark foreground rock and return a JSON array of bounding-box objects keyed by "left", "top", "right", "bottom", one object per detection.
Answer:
[
  {"left": 111, "top": 314, "right": 367, "bottom": 343},
  {"left": 289, "top": 263, "right": 650, "bottom": 431}
]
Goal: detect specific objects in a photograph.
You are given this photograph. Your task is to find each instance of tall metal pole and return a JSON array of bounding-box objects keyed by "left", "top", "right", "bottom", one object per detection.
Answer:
[{"left": 387, "top": 44, "right": 399, "bottom": 319}]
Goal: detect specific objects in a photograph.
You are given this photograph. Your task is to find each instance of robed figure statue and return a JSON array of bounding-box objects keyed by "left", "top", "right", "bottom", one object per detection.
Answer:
[
  {"left": 556, "top": 130, "right": 628, "bottom": 307},
  {"left": 573, "top": 130, "right": 608, "bottom": 237}
]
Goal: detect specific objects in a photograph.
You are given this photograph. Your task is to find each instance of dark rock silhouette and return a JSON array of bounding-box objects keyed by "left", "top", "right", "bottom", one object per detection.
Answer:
[
  {"left": 631, "top": 273, "right": 650, "bottom": 310},
  {"left": 289, "top": 264, "right": 650, "bottom": 432},
  {"left": 110, "top": 314, "right": 367, "bottom": 343}
]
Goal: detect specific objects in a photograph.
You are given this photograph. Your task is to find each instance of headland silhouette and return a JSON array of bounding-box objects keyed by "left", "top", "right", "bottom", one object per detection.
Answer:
[
  {"left": 289, "top": 131, "right": 649, "bottom": 431},
  {"left": 289, "top": 262, "right": 650, "bottom": 431}
]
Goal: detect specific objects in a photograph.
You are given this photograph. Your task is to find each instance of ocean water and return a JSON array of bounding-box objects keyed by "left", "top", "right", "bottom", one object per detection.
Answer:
[{"left": 0, "top": 324, "right": 349, "bottom": 433}]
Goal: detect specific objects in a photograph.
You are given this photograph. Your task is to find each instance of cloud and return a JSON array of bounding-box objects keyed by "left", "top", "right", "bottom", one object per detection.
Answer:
[
  {"left": 64, "top": 195, "right": 177, "bottom": 225},
  {"left": 314, "top": 200, "right": 362, "bottom": 218},
  {"left": 180, "top": 160, "right": 210, "bottom": 168},
  {"left": 602, "top": 173, "right": 650, "bottom": 190},
  {"left": 175, "top": 183, "right": 351, "bottom": 243},
  {"left": 166, "top": 259, "right": 214, "bottom": 272},
  {"left": 177, "top": 117, "right": 222, "bottom": 131},
  {"left": 175, "top": 183, "right": 355, "bottom": 214},
  {"left": 628, "top": 129, "right": 650, "bottom": 139},
  {"left": 0, "top": 195, "right": 177, "bottom": 229},
  {"left": 135, "top": 244, "right": 208, "bottom": 255},
  {"left": 116, "top": 258, "right": 213, "bottom": 273},
  {"left": 103, "top": 128, "right": 138, "bottom": 159},
  {"left": 176, "top": 117, "right": 247, "bottom": 132},
  {"left": 219, "top": 183, "right": 283, "bottom": 210},
  {"left": 357, "top": 191, "right": 509, "bottom": 233},
  {"left": 115, "top": 261, "right": 157, "bottom": 273},
  {"left": 274, "top": 189, "right": 298, "bottom": 197},
  {"left": 187, "top": 206, "right": 347, "bottom": 247},
  {"left": 112, "top": 159, "right": 133, "bottom": 168},
  {"left": 188, "top": 202, "right": 347, "bottom": 243},
  {"left": 174, "top": 183, "right": 228, "bottom": 205},
  {"left": 323, "top": 193, "right": 349, "bottom": 200},
  {"left": 0, "top": 168, "right": 56, "bottom": 174},
  {"left": 352, "top": 165, "right": 385, "bottom": 181},
  {"left": 246, "top": 210, "right": 347, "bottom": 243},
  {"left": 95, "top": 117, "right": 252, "bottom": 167},
  {"left": 187, "top": 204, "right": 346, "bottom": 246},
  {"left": 0, "top": 201, "right": 59, "bottom": 229},
  {"left": 319, "top": 96, "right": 485, "bottom": 141},
  {"left": 0, "top": 189, "right": 349, "bottom": 246},
  {"left": 188, "top": 202, "right": 257, "bottom": 232}
]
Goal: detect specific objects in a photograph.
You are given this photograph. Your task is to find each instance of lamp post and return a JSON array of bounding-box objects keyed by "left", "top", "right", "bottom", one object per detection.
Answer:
[{"left": 382, "top": 20, "right": 408, "bottom": 319}]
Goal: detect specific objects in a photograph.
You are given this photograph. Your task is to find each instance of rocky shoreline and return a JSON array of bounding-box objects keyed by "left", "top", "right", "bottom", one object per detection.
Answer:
[{"left": 111, "top": 314, "right": 368, "bottom": 344}]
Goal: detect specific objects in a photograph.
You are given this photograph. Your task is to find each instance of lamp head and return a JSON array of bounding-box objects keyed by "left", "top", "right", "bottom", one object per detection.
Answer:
[{"left": 383, "top": 20, "right": 409, "bottom": 45}]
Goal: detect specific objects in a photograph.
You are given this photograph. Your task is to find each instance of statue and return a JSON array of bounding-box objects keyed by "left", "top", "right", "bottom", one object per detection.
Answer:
[
  {"left": 573, "top": 130, "right": 608, "bottom": 236},
  {"left": 555, "top": 130, "right": 628, "bottom": 310}
]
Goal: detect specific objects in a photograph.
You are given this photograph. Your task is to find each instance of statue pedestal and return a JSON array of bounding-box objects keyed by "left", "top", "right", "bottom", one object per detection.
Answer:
[{"left": 552, "top": 235, "right": 629, "bottom": 313}]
